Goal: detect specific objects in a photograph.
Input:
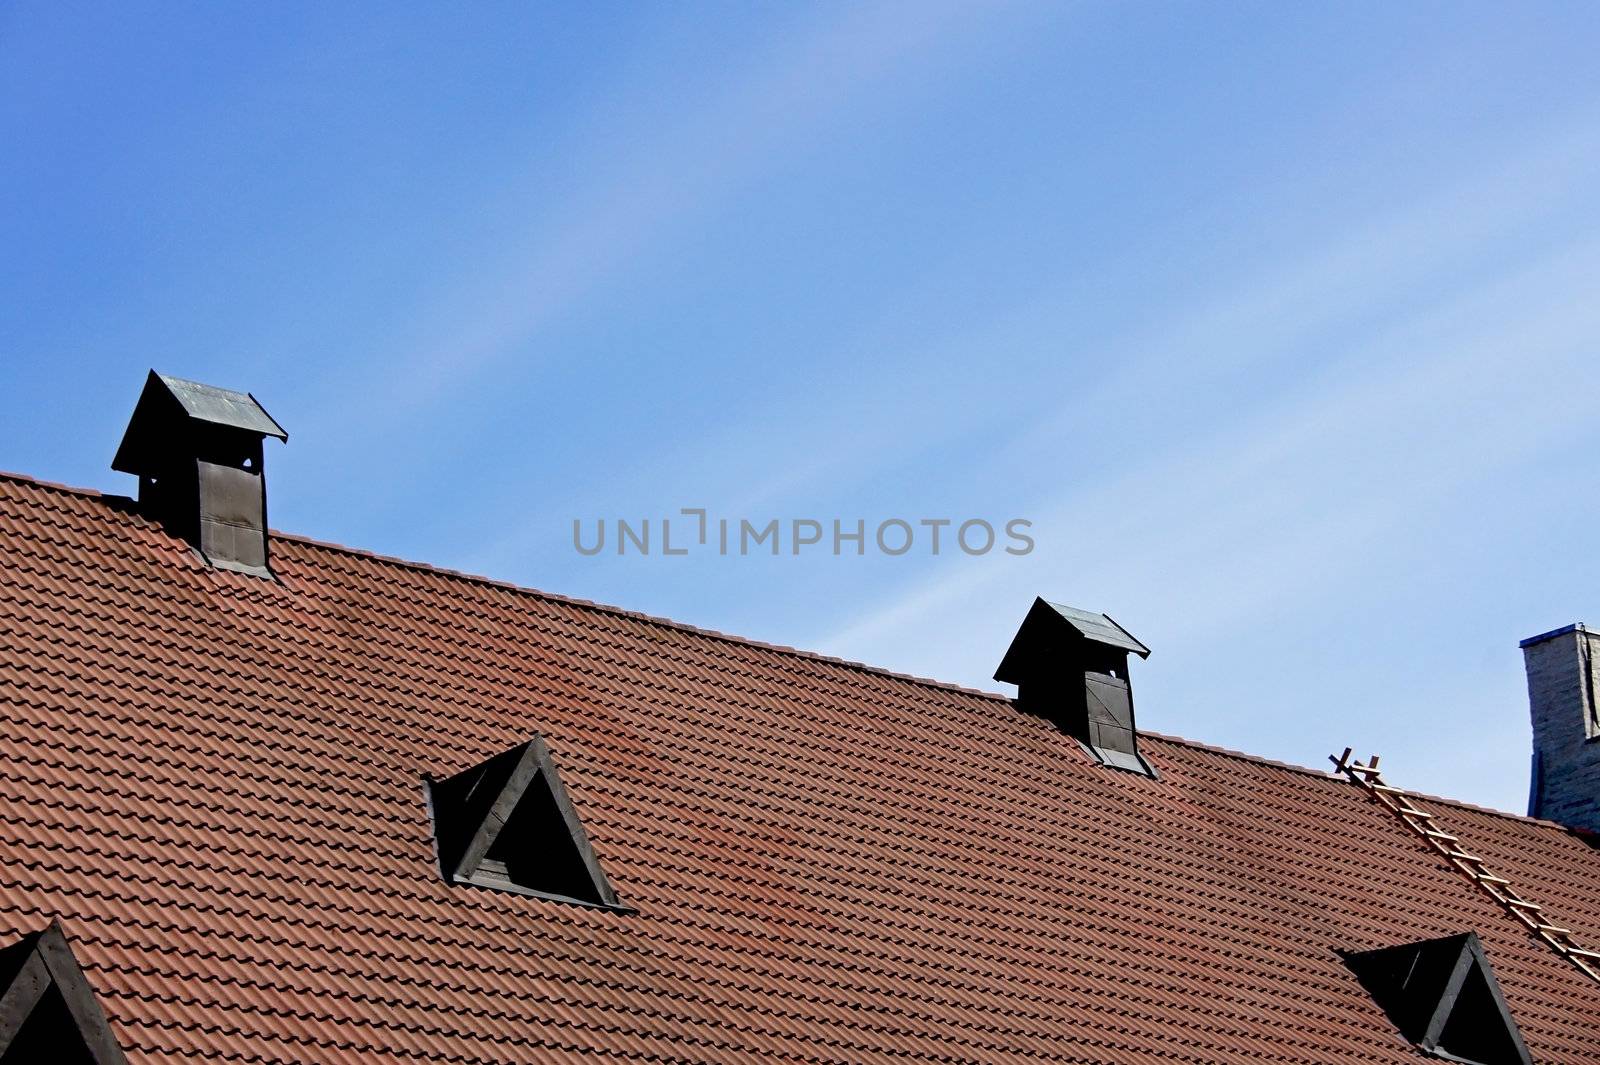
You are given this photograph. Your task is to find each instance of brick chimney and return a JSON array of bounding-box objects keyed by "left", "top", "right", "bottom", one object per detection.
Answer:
[{"left": 1522, "top": 623, "right": 1600, "bottom": 832}]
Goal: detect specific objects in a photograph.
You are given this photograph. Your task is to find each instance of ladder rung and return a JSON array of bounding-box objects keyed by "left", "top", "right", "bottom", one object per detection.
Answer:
[
  {"left": 1566, "top": 947, "right": 1600, "bottom": 961},
  {"left": 1371, "top": 783, "right": 1405, "bottom": 794},
  {"left": 1443, "top": 850, "right": 1484, "bottom": 864},
  {"left": 1396, "top": 807, "right": 1435, "bottom": 819},
  {"left": 1476, "top": 873, "right": 1510, "bottom": 885},
  {"left": 1421, "top": 830, "right": 1460, "bottom": 842},
  {"left": 1506, "top": 898, "right": 1543, "bottom": 911},
  {"left": 1537, "top": 924, "right": 1574, "bottom": 937}
]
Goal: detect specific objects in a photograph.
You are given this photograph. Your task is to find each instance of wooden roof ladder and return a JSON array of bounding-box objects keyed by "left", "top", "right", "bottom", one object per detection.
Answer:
[{"left": 1330, "top": 748, "right": 1600, "bottom": 986}]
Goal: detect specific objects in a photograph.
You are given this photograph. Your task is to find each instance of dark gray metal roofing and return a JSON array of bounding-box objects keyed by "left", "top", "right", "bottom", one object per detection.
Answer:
[
  {"left": 1044, "top": 601, "right": 1150, "bottom": 657},
  {"left": 112, "top": 371, "right": 288, "bottom": 477},
  {"left": 156, "top": 374, "right": 287, "bottom": 440},
  {"left": 1086, "top": 744, "right": 1153, "bottom": 775}
]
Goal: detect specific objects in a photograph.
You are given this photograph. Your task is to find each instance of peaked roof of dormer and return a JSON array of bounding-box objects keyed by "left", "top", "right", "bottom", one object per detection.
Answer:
[
  {"left": 1346, "top": 932, "right": 1532, "bottom": 1065},
  {"left": 0, "top": 922, "right": 127, "bottom": 1065}
]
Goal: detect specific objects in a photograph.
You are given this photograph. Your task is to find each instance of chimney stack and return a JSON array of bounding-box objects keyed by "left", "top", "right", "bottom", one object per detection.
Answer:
[
  {"left": 112, "top": 371, "right": 287, "bottom": 577},
  {"left": 995, "top": 598, "right": 1155, "bottom": 776},
  {"left": 1521, "top": 623, "right": 1600, "bottom": 832}
]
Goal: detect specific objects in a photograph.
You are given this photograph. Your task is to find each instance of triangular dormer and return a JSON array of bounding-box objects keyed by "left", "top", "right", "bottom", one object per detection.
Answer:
[
  {"left": 428, "top": 735, "right": 625, "bottom": 911},
  {"left": 1344, "top": 932, "right": 1530, "bottom": 1065},
  {"left": 0, "top": 922, "right": 128, "bottom": 1065}
]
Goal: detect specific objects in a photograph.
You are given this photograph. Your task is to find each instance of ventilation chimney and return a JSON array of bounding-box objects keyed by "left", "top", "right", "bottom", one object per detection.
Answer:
[
  {"left": 1521, "top": 622, "right": 1600, "bottom": 832},
  {"left": 112, "top": 372, "right": 287, "bottom": 577},
  {"left": 995, "top": 598, "right": 1154, "bottom": 775}
]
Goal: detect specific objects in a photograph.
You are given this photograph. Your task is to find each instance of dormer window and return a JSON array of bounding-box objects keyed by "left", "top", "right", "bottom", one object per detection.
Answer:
[
  {"left": 427, "top": 735, "right": 626, "bottom": 911},
  {"left": 0, "top": 922, "right": 128, "bottom": 1065},
  {"left": 1344, "top": 932, "right": 1531, "bottom": 1065}
]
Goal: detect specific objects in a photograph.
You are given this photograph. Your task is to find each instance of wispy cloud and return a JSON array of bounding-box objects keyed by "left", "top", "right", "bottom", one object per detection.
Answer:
[
  {"left": 813, "top": 115, "right": 1600, "bottom": 691},
  {"left": 358, "top": 0, "right": 1037, "bottom": 419},
  {"left": 521, "top": 102, "right": 1600, "bottom": 552}
]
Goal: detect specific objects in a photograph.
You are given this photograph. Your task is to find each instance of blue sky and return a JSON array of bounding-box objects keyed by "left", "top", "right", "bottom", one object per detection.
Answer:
[{"left": 4, "top": 2, "right": 1600, "bottom": 814}]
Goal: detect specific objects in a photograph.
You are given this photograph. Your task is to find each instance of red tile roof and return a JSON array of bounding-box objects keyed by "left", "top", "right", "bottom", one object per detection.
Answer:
[{"left": 0, "top": 469, "right": 1596, "bottom": 1063}]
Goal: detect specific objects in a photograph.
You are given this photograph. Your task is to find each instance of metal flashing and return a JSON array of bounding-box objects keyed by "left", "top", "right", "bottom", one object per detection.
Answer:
[
  {"left": 1078, "top": 739, "right": 1159, "bottom": 778},
  {"left": 1519, "top": 623, "right": 1589, "bottom": 649}
]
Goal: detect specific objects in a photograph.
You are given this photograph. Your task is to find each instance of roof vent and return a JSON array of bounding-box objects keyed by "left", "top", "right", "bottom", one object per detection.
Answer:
[
  {"left": 0, "top": 922, "right": 128, "bottom": 1065},
  {"left": 995, "top": 598, "right": 1155, "bottom": 775},
  {"left": 427, "top": 735, "right": 626, "bottom": 911},
  {"left": 111, "top": 371, "right": 287, "bottom": 577},
  {"left": 1343, "top": 932, "right": 1531, "bottom": 1065}
]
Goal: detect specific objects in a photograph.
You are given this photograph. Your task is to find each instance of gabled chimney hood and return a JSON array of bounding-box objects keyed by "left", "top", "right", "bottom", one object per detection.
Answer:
[
  {"left": 996, "top": 598, "right": 1155, "bottom": 775},
  {"left": 112, "top": 371, "right": 287, "bottom": 577}
]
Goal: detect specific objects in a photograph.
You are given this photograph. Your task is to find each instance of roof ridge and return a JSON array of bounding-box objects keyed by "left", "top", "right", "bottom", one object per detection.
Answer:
[
  {"left": 0, "top": 467, "right": 1557, "bottom": 832},
  {"left": 275, "top": 528, "right": 1015, "bottom": 704},
  {"left": 0, "top": 468, "right": 1009, "bottom": 704},
  {"left": 1142, "top": 728, "right": 1572, "bottom": 832},
  {"left": 0, "top": 468, "right": 107, "bottom": 500},
  {"left": 1399, "top": 786, "right": 1586, "bottom": 832}
]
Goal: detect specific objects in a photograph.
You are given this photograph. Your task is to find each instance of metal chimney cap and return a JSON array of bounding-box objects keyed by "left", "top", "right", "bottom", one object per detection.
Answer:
[
  {"left": 153, "top": 373, "right": 287, "bottom": 439},
  {"left": 1041, "top": 600, "right": 1151, "bottom": 658},
  {"left": 112, "top": 371, "right": 287, "bottom": 475},
  {"left": 994, "top": 597, "right": 1150, "bottom": 687}
]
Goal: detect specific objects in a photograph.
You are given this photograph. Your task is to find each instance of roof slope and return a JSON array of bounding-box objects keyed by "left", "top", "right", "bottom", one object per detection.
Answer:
[{"left": 0, "top": 470, "right": 1596, "bottom": 1063}]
